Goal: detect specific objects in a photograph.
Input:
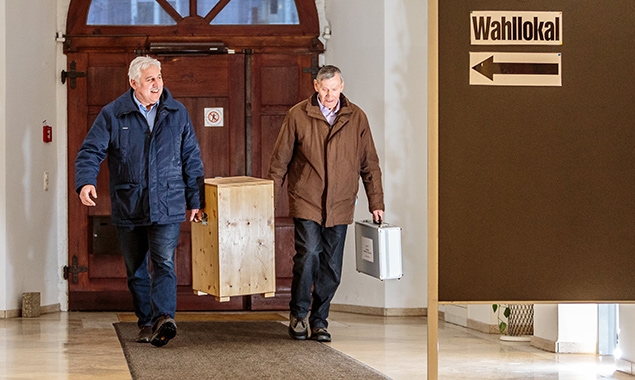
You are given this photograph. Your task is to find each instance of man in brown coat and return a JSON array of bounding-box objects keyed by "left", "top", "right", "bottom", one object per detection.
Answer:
[{"left": 267, "top": 65, "right": 384, "bottom": 342}]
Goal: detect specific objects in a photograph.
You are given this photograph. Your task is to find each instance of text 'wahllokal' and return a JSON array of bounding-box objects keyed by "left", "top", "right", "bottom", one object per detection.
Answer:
[{"left": 472, "top": 16, "right": 561, "bottom": 42}]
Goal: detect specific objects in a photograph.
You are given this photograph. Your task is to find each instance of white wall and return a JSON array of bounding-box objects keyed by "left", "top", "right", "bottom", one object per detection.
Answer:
[
  {"left": 382, "top": 0, "right": 428, "bottom": 310},
  {"left": 468, "top": 304, "right": 496, "bottom": 327},
  {"left": 325, "top": 0, "right": 428, "bottom": 311},
  {"left": 557, "top": 304, "right": 597, "bottom": 353},
  {"left": 3, "top": 0, "right": 61, "bottom": 312},
  {"left": 619, "top": 305, "right": 635, "bottom": 366},
  {"left": 534, "top": 304, "right": 558, "bottom": 343},
  {"left": 0, "top": 0, "right": 8, "bottom": 312}
]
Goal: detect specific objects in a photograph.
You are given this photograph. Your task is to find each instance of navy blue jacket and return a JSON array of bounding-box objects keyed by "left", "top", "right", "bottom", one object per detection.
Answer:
[{"left": 75, "top": 88, "right": 205, "bottom": 226}]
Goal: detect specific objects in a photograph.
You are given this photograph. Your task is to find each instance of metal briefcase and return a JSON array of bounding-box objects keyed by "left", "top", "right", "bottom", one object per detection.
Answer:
[{"left": 355, "top": 220, "right": 403, "bottom": 280}]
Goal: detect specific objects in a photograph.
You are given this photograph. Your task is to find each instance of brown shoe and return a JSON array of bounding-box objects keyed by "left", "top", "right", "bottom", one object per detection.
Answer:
[
  {"left": 150, "top": 316, "right": 177, "bottom": 347},
  {"left": 311, "top": 326, "right": 331, "bottom": 342},
  {"left": 288, "top": 313, "right": 308, "bottom": 340},
  {"left": 136, "top": 325, "right": 153, "bottom": 343}
]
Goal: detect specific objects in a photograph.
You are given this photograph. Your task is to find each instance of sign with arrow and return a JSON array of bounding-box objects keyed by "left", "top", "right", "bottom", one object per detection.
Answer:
[{"left": 470, "top": 52, "right": 561, "bottom": 86}]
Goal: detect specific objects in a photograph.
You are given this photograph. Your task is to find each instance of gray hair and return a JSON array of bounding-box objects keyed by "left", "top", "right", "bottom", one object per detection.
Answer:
[
  {"left": 316, "top": 65, "right": 343, "bottom": 83},
  {"left": 128, "top": 56, "right": 161, "bottom": 83}
]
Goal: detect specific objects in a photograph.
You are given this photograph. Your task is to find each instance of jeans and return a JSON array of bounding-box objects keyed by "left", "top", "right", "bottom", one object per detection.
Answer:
[
  {"left": 116, "top": 223, "right": 181, "bottom": 328},
  {"left": 290, "top": 218, "right": 348, "bottom": 329}
]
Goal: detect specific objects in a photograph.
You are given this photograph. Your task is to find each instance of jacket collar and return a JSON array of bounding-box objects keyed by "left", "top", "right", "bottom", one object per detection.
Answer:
[
  {"left": 115, "top": 87, "right": 179, "bottom": 118},
  {"left": 307, "top": 93, "right": 351, "bottom": 119},
  {"left": 307, "top": 93, "right": 352, "bottom": 138}
]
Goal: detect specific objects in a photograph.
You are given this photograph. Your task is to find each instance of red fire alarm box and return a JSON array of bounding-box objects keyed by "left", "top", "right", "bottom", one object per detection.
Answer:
[{"left": 43, "top": 125, "right": 52, "bottom": 143}]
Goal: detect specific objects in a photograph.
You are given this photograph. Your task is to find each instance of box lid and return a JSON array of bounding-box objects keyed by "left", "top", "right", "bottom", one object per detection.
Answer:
[{"left": 204, "top": 176, "right": 273, "bottom": 187}]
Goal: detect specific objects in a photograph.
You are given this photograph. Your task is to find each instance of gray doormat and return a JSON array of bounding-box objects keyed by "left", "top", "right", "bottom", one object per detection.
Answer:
[{"left": 114, "top": 321, "right": 390, "bottom": 380}]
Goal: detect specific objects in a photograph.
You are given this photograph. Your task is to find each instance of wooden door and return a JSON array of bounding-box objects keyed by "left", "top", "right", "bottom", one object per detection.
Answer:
[
  {"left": 248, "top": 53, "right": 317, "bottom": 309},
  {"left": 67, "top": 52, "right": 248, "bottom": 310},
  {"left": 64, "top": 0, "right": 323, "bottom": 311}
]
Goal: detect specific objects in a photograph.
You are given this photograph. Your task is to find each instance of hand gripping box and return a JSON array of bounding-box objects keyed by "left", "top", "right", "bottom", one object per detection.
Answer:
[{"left": 355, "top": 220, "right": 403, "bottom": 280}]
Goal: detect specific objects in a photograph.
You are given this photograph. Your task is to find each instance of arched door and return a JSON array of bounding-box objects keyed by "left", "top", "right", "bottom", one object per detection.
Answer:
[{"left": 64, "top": 0, "right": 322, "bottom": 311}]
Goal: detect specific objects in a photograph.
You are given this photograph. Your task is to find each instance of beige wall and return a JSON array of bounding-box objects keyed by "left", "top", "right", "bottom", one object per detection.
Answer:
[
  {"left": 1, "top": 0, "right": 64, "bottom": 313},
  {"left": 326, "top": 0, "right": 428, "bottom": 311},
  {"left": 619, "top": 306, "right": 635, "bottom": 372}
]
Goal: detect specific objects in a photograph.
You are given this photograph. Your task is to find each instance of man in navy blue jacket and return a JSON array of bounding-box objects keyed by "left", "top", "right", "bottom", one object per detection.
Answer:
[{"left": 75, "top": 56, "right": 205, "bottom": 347}]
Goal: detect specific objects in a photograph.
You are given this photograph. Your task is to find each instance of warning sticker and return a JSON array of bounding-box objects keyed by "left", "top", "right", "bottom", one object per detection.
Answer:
[{"left": 204, "top": 107, "right": 224, "bottom": 127}]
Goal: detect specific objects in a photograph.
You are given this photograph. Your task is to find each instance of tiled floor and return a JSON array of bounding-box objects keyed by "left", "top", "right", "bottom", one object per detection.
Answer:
[{"left": 0, "top": 311, "right": 633, "bottom": 379}]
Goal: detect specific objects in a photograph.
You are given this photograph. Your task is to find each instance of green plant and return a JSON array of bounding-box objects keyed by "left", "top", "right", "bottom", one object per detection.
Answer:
[{"left": 492, "top": 304, "right": 511, "bottom": 334}]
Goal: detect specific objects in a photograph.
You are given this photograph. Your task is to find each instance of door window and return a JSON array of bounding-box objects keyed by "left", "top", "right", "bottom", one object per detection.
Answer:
[
  {"left": 88, "top": 0, "right": 182, "bottom": 25},
  {"left": 87, "top": 0, "right": 299, "bottom": 26},
  {"left": 209, "top": 0, "right": 299, "bottom": 25}
]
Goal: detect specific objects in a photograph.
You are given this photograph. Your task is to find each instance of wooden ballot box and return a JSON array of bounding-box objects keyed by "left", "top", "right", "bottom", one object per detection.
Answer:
[{"left": 191, "top": 176, "right": 275, "bottom": 302}]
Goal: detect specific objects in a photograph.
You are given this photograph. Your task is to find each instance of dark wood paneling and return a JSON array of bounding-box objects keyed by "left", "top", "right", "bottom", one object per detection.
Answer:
[
  {"left": 67, "top": 53, "right": 91, "bottom": 291},
  {"left": 69, "top": 290, "right": 245, "bottom": 311},
  {"left": 261, "top": 114, "right": 289, "bottom": 216},
  {"left": 250, "top": 53, "right": 314, "bottom": 179},
  {"left": 260, "top": 66, "right": 299, "bottom": 105},
  {"left": 87, "top": 66, "right": 128, "bottom": 106},
  {"left": 88, "top": 253, "right": 125, "bottom": 279},
  {"left": 160, "top": 56, "right": 230, "bottom": 97},
  {"left": 179, "top": 96, "right": 234, "bottom": 177}
]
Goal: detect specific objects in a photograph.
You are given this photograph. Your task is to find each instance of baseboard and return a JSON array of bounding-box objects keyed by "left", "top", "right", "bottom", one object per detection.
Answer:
[
  {"left": 616, "top": 358, "right": 635, "bottom": 375},
  {"left": 330, "top": 303, "right": 427, "bottom": 317},
  {"left": 555, "top": 341, "right": 595, "bottom": 354},
  {"left": 531, "top": 336, "right": 556, "bottom": 352},
  {"left": 41, "top": 303, "right": 61, "bottom": 315},
  {"left": 0, "top": 303, "right": 61, "bottom": 319},
  {"left": 467, "top": 318, "right": 499, "bottom": 334},
  {"left": 529, "top": 336, "right": 592, "bottom": 354},
  {"left": 2, "top": 309, "right": 20, "bottom": 318}
]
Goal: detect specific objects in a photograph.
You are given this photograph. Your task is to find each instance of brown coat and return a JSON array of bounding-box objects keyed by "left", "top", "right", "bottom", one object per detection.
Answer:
[{"left": 267, "top": 93, "right": 384, "bottom": 227}]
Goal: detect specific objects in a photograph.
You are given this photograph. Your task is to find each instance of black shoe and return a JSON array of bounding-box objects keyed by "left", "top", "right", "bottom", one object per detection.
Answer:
[
  {"left": 136, "top": 325, "right": 153, "bottom": 343},
  {"left": 311, "top": 326, "right": 331, "bottom": 342},
  {"left": 288, "top": 313, "right": 308, "bottom": 340},
  {"left": 151, "top": 316, "right": 177, "bottom": 347}
]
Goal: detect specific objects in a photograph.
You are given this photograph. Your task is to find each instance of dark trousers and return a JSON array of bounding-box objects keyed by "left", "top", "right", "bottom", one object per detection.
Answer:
[
  {"left": 116, "top": 223, "right": 181, "bottom": 328},
  {"left": 290, "top": 218, "right": 348, "bottom": 329}
]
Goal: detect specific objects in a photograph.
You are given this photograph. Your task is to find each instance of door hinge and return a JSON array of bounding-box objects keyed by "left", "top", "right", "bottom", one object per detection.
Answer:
[
  {"left": 63, "top": 255, "right": 88, "bottom": 284},
  {"left": 61, "top": 61, "right": 86, "bottom": 89},
  {"left": 302, "top": 56, "right": 320, "bottom": 80}
]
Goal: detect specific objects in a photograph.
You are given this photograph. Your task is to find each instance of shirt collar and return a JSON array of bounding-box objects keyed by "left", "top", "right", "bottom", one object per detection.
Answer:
[
  {"left": 317, "top": 96, "right": 340, "bottom": 116},
  {"left": 132, "top": 91, "right": 158, "bottom": 113}
]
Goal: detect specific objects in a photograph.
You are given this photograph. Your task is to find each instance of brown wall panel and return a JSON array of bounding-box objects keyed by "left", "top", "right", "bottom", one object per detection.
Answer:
[{"left": 438, "top": 1, "right": 635, "bottom": 302}]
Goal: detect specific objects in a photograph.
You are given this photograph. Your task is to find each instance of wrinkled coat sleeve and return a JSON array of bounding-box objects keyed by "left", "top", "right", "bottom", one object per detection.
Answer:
[
  {"left": 267, "top": 112, "right": 297, "bottom": 194},
  {"left": 358, "top": 112, "right": 385, "bottom": 212},
  {"left": 180, "top": 113, "right": 205, "bottom": 210},
  {"left": 74, "top": 109, "right": 111, "bottom": 193}
]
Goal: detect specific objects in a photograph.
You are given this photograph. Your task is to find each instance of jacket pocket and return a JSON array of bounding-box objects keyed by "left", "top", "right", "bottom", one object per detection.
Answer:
[
  {"left": 119, "top": 126, "right": 130, "bottom": 161},
  {"left": 112, "top": 183, "right": 144, "bottom": 220},
  {"left": 167, "top": 179, "right": 186, "bottom": 216},
  {"left": 290, "top": 163, "right": 313, "bottom": 197}
]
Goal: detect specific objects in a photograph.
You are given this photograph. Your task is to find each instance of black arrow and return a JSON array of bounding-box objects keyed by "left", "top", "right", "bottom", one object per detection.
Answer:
[{"left": 472, "top": 56, "right": 559, "bottom": 81}]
